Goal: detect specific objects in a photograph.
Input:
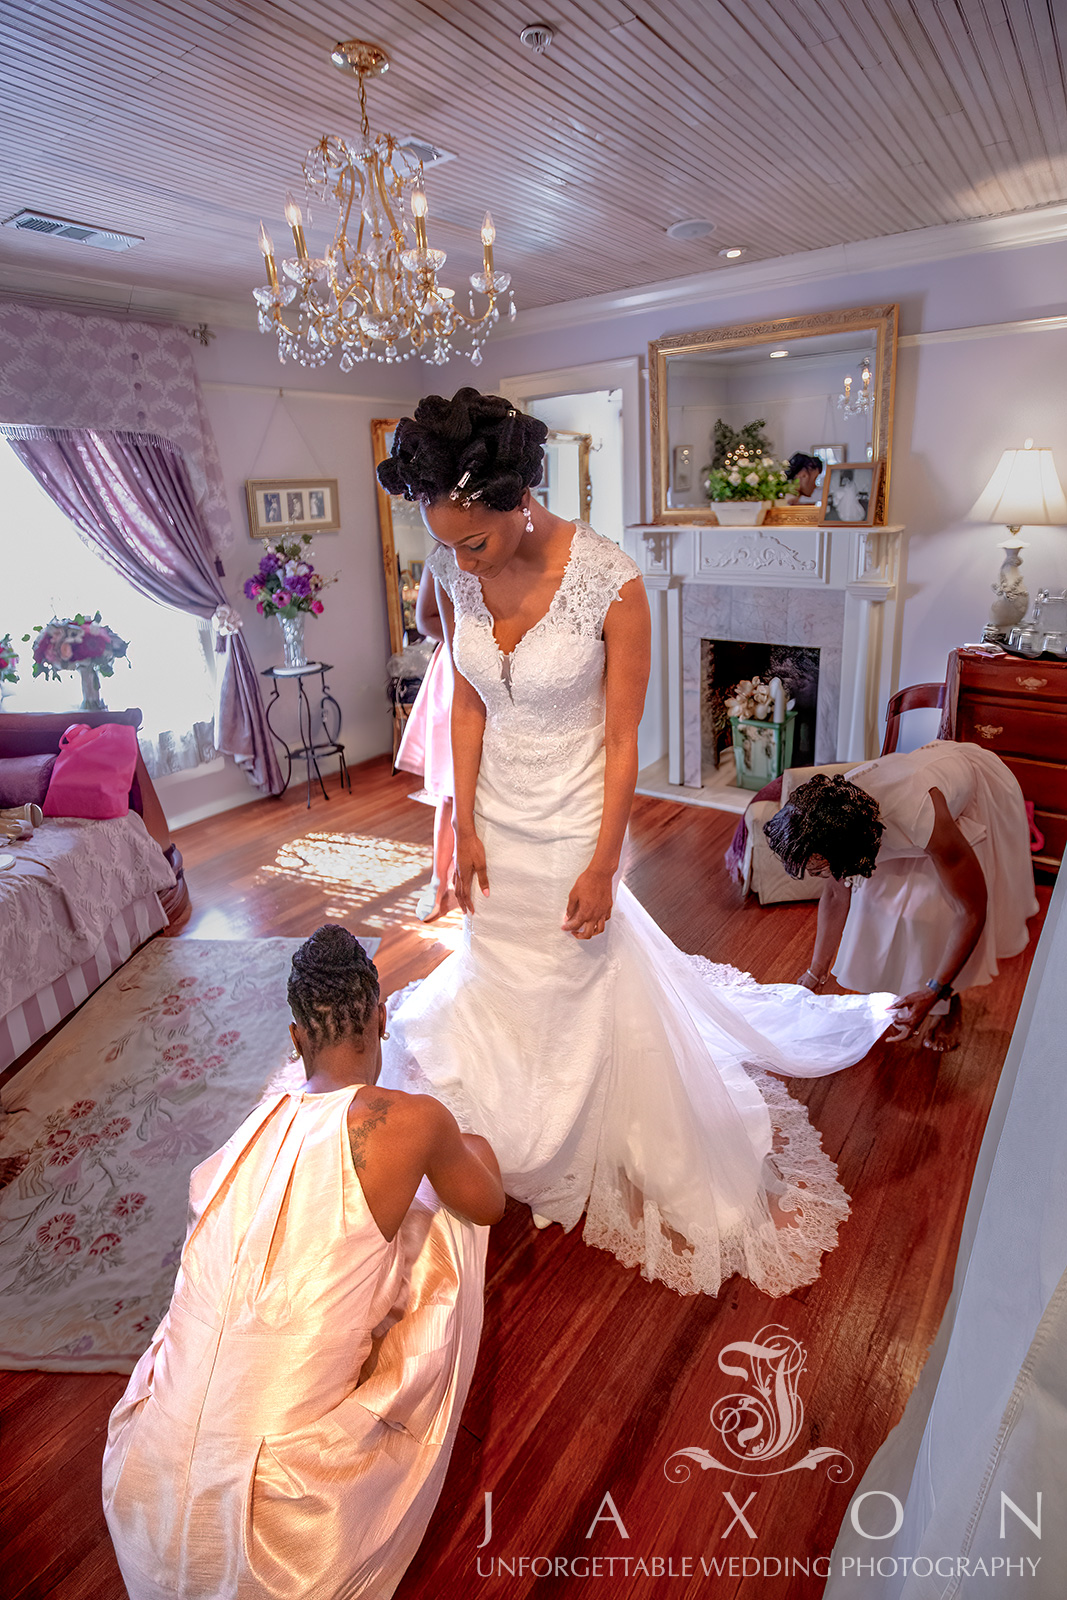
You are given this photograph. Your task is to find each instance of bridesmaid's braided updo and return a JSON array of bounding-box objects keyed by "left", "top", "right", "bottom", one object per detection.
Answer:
[
  {"left": 376, "top": 387, "right": 549, "bottom": 511},
  {"left": 288, "top": 924, "right": 380, "bottom": 1047},
  {"left": 763, "top": 774, "right": 884, "bottom": 881}
]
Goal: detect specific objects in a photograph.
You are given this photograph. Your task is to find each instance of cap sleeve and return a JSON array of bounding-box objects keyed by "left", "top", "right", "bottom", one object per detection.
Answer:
[
  {"left": 560, "top": 528, "right": 644, "bottom": 639},
  {"left": 426, "top": 543, "right": 457, "bottom": 600}
]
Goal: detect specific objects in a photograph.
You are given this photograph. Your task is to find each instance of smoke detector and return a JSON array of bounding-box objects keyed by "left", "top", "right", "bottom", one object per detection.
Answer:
[
  {"left": 520, "top": 23, "right": 554, "bottom": 53},
  {"left": 3, "top": 209, "right": 143, "bottom": 251},
  {"left": 666, "top": 218, "right": 716, "bottom": 241}
]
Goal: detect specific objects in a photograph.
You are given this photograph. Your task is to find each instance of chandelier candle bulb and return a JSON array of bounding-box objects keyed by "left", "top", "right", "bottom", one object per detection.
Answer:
[
  {"left": 284, "top": 193, "right": 308, "bottom": 261},
  {"left": 411, "top": 189, "right": 429, "bottom": 251},
  {"left": 258, "top": 222, "right": 279, "bottom": 289},
  {"left": 481, "top": 211, "right": 495, "bottom": 274}
]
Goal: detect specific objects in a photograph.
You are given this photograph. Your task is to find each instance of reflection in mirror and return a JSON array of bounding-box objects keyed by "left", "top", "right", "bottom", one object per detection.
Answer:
[
  {"left": 649, "top": 305, "right": 898, "bottom": 525},
  {"left": 373, "top": 420, "right": 437, "bottom": 655},
  {"left": 532, "top": 430, "right": 593, "bottom": 524},
  {"left": 374, "top": 421, "right": 594, "bottom": 655}
]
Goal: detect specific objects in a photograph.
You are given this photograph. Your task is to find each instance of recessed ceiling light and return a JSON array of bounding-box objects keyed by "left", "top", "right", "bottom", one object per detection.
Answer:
[
  {"left": 769, "top": 349, "right": 789, "bottom": 358},
  {"left": 666, "top": 218, "right": 716, "bottom": 241},
  {"left": 719, "top": 247, "right": 745, "bottom": 259}
]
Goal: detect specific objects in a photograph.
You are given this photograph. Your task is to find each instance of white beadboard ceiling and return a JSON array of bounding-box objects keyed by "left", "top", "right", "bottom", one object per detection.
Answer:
[{"left": 2, "top": 0, "right": 1067, "bottom": 323}]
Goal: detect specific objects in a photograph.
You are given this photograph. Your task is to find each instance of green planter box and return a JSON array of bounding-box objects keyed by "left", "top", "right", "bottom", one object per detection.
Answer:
[{"left": 729, "top": 711, "right": 796, "bottom": 790}]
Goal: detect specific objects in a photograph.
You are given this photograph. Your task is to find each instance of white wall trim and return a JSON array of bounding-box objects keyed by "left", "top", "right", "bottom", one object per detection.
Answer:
[
  {"left": 0, "top": 266, "right": 259, "bottom": 331},
  {"left": 200, "top": 381, "right": 413, "bottom": 405},
  {"left": 498, "top": 357, "right": 643, "bottom": 527},
  {"left": 495, "top": 204, "right": 1067, "bottom": 341},
  {"left": 899, "top": 315, "right": 1067, "bottom": 348}
]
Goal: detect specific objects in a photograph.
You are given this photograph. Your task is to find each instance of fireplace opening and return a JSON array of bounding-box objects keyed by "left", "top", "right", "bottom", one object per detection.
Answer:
[{"left": 701, "top": 640, "right": 820, "bottom": 776}]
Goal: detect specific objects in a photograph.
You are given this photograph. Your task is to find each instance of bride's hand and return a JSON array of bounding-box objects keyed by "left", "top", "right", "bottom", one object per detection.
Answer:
[
  {"left": 562, "top": 867, "right": 614, "bottom": 940},
  {"left": 454, "top": 830, "right": 489, "bottom": 915}
]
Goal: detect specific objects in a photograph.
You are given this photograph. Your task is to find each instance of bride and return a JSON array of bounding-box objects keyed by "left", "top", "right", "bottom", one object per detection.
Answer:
[{"left": 377, "top": 389, "right": 890, "bottom": 1298}]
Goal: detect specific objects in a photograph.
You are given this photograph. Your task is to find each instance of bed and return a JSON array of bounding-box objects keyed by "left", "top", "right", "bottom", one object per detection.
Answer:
[{"left": 0, "top": 709, "right": 191, "bottom": 1071}]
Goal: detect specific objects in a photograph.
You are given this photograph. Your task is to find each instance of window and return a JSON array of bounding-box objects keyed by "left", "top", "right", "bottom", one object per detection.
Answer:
[{"left": 0, "top": 444, "right": 216, "bottom": 773}]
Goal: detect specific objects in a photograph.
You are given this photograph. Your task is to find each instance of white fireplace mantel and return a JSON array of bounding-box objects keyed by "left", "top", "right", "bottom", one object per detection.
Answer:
[{"left": 626, "top": 522, "right": 905, "bottom": 787}]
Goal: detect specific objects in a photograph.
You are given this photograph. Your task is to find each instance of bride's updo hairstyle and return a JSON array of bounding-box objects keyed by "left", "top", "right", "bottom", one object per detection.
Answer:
[
  {"left": 288, "top": 923, "right": 380, "bottom": 1048},
  {"left": 376, "top": 387, "right": 549, "bottom": 511},
  {"left": 763, "top": 773, "right": 884, "bottom": 881}
]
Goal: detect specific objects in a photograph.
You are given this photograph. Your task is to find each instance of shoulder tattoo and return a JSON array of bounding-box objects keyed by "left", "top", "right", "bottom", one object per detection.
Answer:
[{"left": 347, "top": 1094, "right": 391, "bottom": 1172}]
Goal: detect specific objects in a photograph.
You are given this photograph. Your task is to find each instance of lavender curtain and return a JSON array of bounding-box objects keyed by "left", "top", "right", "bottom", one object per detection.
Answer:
[{"left": 6, "top": 428, "right": 284, "bottom": 793}]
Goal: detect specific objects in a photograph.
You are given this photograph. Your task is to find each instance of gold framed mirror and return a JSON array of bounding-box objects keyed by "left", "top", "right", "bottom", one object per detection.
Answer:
[
  {"left": 373, "top": 420, "right": 595, "bottom": 655},
  {"left": 648, "top": 303, "right": 898, "bottom": 527}
]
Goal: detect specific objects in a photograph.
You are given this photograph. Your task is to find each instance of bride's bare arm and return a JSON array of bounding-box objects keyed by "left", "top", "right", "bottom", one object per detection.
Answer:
[
  {"left": 563, "top": 576, "right": 651, "bottom": 939},
  {"left": 437, "top": 585, "right": 489, "bottom": 913}
]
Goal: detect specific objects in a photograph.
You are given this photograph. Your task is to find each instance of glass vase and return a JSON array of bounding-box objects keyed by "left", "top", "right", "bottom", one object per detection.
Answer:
[
  {"left": 77, "top": 665, "right": 106, "bottom": 710},
  {"left": 278, "top": 612, "right": 307, "bottom": 669}
]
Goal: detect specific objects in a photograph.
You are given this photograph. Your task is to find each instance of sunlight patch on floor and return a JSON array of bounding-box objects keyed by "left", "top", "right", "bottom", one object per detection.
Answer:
[
  {"left": 266, "top": 832, "right": 430, "bottom": 910},
  {"left": 408, "top": 912, "right": 466, "bottom": 954}
]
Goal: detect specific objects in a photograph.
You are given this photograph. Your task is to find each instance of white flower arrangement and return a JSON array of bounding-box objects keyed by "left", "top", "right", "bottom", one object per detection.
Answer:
[
  {"left": 725, "top": 675, "right": 795, "bottom": 722},
  {"left": 703, "top": 447, "right": 790, "bottom": 503}
]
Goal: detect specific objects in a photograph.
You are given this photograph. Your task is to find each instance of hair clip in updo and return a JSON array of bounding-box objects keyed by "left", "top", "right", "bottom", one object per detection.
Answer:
[{"left": 449, "top": 469, "right": 483, "bottom": 509}]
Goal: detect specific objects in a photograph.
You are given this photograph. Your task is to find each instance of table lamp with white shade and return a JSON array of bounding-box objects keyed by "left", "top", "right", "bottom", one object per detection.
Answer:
[{"left": 968, "top": 440, "right": 1067, "bottom": 643}]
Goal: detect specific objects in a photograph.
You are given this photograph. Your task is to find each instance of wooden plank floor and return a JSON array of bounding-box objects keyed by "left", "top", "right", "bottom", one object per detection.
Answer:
[{"left": 0, "top": 756, "right": 1048, "bottom": 1600}]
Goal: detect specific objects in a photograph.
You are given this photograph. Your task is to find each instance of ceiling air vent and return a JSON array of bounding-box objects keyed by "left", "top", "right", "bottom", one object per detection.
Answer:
[
  {"left": 394, "top": 137, "right": 456, "bottom": 170},
  {"left": 666, "top": 218, "right": 716, "bottom": 241},
  {"left": 2, "top": 210, "right": 143, "bottom": 251}
]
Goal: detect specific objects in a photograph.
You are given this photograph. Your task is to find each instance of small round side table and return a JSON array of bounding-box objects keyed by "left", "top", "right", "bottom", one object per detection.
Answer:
[{"left": 261, "top": 662, "right": 351, "bottom": 807}]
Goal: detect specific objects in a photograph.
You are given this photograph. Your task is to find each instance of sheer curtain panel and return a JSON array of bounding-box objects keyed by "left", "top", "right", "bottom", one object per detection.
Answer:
[{"left": 5, "top": 428, "right": 283, "bottom": 794}]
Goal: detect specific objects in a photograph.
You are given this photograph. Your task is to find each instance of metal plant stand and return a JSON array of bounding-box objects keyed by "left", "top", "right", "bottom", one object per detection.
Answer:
[{"left": 261, "top": 662, "right": 350, "bottom": 807}]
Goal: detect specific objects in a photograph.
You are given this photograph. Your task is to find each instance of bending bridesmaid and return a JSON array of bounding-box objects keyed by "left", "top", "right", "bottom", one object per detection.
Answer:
[
  {"left": 764, "top": 741, "right": 1039, "bottom": 1049},
  {"left": 103, "top": 925, "right": 504, "bottom": 1600}
]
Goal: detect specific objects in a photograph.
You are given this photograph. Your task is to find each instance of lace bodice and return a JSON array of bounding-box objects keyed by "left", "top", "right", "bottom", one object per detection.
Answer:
[{"left": 428, "top": 523, "right": 641, "bottom": 770}]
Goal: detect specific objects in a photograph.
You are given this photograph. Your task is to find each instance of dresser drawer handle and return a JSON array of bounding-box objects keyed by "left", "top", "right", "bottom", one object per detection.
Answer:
[
  {"left": 974, "top": 723, "right": 1004, "bottom": 740},
  {"left": 1016, "top": 676, "right": 1048, "bottom": 690}
]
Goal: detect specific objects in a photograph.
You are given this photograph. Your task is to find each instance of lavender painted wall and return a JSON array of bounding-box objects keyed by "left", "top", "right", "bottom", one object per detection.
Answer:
[
  {"left": 480, "top": 236, "right": 1067, "bottom": 756},
  {"left": 164, "top": 229, "right": 1067, "bottom": 817},
  {"left": 153, "top": 327, "right": 429, "bottom": 824}
]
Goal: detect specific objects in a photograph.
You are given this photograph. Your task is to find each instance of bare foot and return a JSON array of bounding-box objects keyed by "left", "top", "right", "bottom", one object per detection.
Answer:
[
  {"left": 922, "top": 993, "right": 963, "bottom": 1053},
  {"left": 415, "top": 883, "right": 460, "bottom": 923}
]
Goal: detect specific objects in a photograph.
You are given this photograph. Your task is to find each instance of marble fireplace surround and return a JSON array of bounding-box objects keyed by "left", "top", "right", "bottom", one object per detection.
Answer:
[
  {"left": 687, "top": 586, "right": 843, "bottom": 785},
  {"left": 631, "top": 522, "right": 904, "bottom": 792}
]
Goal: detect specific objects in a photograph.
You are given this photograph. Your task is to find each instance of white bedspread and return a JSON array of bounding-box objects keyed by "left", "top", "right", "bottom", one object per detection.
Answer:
[{"left": 0, "top": 815, "right": 176, "bottom": 1017}]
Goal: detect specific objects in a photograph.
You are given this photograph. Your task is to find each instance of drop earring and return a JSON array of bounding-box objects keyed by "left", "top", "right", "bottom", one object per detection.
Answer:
[{"left": 523, "top": 502, "right": 534, "bottom": 535}]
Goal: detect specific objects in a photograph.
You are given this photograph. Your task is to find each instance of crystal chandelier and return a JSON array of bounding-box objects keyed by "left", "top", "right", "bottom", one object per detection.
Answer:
[
  {"left": 836, "top": 355, "right": 874, "bottom": 418},
  {"left": 254, "top": 40, "right": 514, "bottom": 369}
]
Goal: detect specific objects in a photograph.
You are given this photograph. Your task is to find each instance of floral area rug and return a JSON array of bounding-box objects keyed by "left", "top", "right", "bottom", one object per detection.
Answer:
[{"left": 0, "top": 935, "right": 378, "bottom": 1373}]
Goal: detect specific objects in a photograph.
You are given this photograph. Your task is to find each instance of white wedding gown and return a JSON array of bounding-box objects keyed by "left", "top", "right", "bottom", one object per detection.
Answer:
[{"left": 381, "top": 524, "right": 891, "bottom": 1297}]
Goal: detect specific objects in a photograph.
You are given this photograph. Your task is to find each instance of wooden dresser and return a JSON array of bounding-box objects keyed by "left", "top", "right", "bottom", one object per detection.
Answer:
[{"left": 947, "top": 647, "right": 1067, "bottom": 875}]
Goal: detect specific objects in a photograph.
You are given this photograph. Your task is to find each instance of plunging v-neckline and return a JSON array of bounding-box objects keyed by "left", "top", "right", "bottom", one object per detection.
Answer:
[{"left": 478, "top": 522, "right": 580, "bottom": 661}]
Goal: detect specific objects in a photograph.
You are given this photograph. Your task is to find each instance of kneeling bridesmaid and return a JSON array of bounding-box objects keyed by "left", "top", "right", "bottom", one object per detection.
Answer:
[{"left": 103, "top": 924, "right": 504, "bottom": 1600}]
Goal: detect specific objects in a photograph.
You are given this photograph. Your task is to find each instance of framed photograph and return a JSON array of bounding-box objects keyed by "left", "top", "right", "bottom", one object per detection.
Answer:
[
  {"left": 821, "top": 460, "right": 882, "bottom": 526},
  {"left": 813, "top": 443, "right": 847, "bottom": 467},
  {"left": 671, "top": 444, "right": 693, "bottom": 495},
  {"left": 245, "top": 478, "right": 340, "bottom": 539}
]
